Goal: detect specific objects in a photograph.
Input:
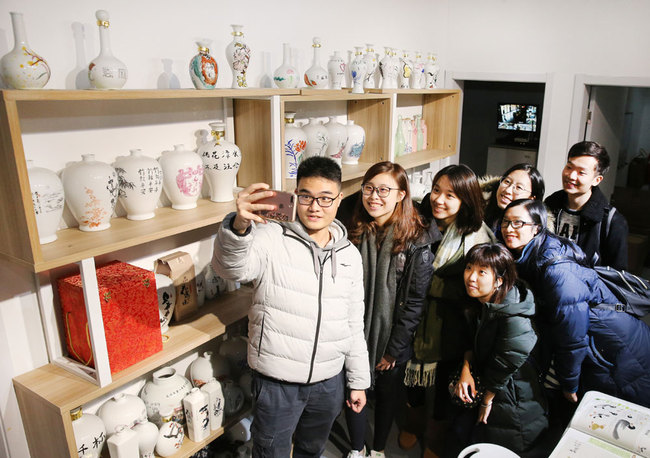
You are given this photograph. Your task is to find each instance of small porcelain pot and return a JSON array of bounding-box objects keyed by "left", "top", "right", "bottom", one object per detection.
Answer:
[
  {"left": 324, "top": 117, "right": 348, "bottom": 166},
  {"left": 273, "top": 43, "right": 298, "bottom": 88},
  {"left": 197, "top": 122, "right": 241, "bottom": 202},
  {"left": 342, "top": 121, "right": 365, "bottom": 165},
  {"left": 97, "top": 393, "right": 147, "bottom": 438},
  {"left": 88, "top": 10, "right": 127, "bottom": 89},
  {"left": 225, "top": 25, "right": 250, "bottom": 89},
  {"left": 159, "top": 144, "right": 203, "bottom": 210},
  {"left": 133, "top": 419, "right": 158, "bottom": 458},
  {"left": 140, "top": 367, "right": 192, "bottom": 426},
  {"left": 0, "top": 12, "right": 50, "bottom": 89},
  {"left": 71, "top": 407, "right": 106, "bottom": 458},
  {"left": 301, "top": 118, "right": 329, "bottom": 158},
  {"left": 155, "top": 274, "right": 175, "bottom": 334},
  {"left": 26, "top": 160, "right": 64, "bottom": 244},
  {"left": 327, "top": 51, "right": 346, "bottom": 90},
  {"left": 155, "top": 410, "right": 184, "bottom": 457},
  {"left": 189, "top": 40, "right": 218, "bottom": 90},
  {"left": 113, "top": 149, "right": 163, "bottom": 221},
  {"left": 283, "top": 112, "right": 307, "bottom": 179},
  {"left": 190, "top": 351, "right": 214, "bottom": 388},
  {"left": 304, "top": 37, "right": 328, "bottom": 89}
]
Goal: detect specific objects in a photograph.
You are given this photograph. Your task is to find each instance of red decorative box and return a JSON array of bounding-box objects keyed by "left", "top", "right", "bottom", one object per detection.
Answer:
[{"left": 57, "top": 261, "right": 162, "bottom": 374}]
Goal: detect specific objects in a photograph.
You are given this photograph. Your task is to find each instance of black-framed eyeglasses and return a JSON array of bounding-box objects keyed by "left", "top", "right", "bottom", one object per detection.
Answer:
[
  {"left": 500, "top": 177, "right": 531, "bottom": 195},
  {"left": 500, "top": 219, "right": 537, "bottom": 230},
  {"left": 361, "top": 184, "right": 399, "bottom": 198},
  {"left": 297, "top": 194, "right": 338, "bottom": 208}
]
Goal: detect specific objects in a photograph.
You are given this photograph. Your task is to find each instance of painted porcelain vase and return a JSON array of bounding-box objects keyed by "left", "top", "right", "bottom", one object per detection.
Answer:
[
  {"left": 71, "top": 407, "right": 106, "bottom": 458},
  {"left": 379, "top": 47, "right": 398, "bottom": 89},
  {"left": 97, "top": 393, "right": 147, "bottom": 438},
  {"left": 362, "top": 44, "right": 378, "bottom": 89},
  {"left": 203, "top": 263, "right": 227, "bottom": 300},
  {"left": 107, "top": 425, "right": 139, "bottom": 458},
  {"left": 88, "top": 10, "right": 127, "bottom": 90},
  {"left": 0, "top": 12, "right": 50, "bottom": 89},
  {"left": 304, "top": 37, "right": 328, "bottom": 89},
  {"left": 61, "top": 154, "right": 118, "bottom": 232},
  {"left": 113, "top": 149, "right": 163, "bottom": 221},
  {"left": 349, "top": 47, "right": 367, "bottom": 94},
  {"left": 302, "top": 118, "right": 329, "bottom": 158},
  {"left": 201, "top": 378, "right": 224, "bottom": 430},
  {"left": 155, "top": 273, "right": 175, "bottom": 334},
  {"left": 283, "top": 112, "right": 306, "bottom": 179},
  {"left": 327, "top": 51, "right": 345, "bottom": 90},
  {"left": 424, "top": 53, "right": 440, "bottom": 89},
  {"left": 140, "top": 367, "right": 192, "bottom": 426},
  {"left": 155, "top": 409, "right": 184, "bottom": 457},
  {"left": 183, "top": 387, "right": 210, "bottom": 442},
  {"left": 159, "top": 144, "right": 203, "bottom": 210},
  {"left": 324, "top": 117, "right": 348, "bottom": 166},
  {"left": 195, "top": 269, "right": 206, "bottom": 307},
  {"left": 133, "top": 419, "right": 158, "bottom": 458},
  {"left": 225, "top": 25, "right": 250, "bottom": 89},
  {"left": 189, "top": 40, "right": 218, "bottom": 90},
  {"left": 411, "top": 51, "right": 425, "bottom": 89},
  {"left": 398, "top": 50, "right": 413, "bottom": 89},
  {"left": 197, "top": 122, "right": 241, "bottom": 202},
  {"left": 273, "top": 43, "right": 298, "bottom": 88},
  {"left": 27, "top": 160, "right": 64, "bottom": 244},
  {"left": 342, "top": 121, "right": 365, "bottom": 165},
  {"left": 190, "top": 351, "right": 214, "bottom": 387}
]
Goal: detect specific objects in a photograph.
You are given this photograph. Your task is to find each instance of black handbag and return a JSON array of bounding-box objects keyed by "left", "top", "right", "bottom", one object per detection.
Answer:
[{"left": 448, "top": 365, "right": 486, "bottom": 409}]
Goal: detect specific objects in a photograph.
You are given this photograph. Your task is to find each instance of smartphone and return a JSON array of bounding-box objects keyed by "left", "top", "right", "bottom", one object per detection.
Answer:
[{"left": 253, "top": 190, "right": 297, "bottom": 223}]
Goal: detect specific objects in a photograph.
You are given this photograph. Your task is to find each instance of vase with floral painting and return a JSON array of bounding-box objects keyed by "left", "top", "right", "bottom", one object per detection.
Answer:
[
  {"left": 342, "top": 121, "right": 365, "bottom": 165},
  {"left": 225, "top": 25, "right": 250, "bottom": 88},
  {"left": 324, "top": 117, "right": 348, "bottom": 166},
  {"left": 283, "top": 112, "right": 306, "bottom": 179},
  {"left": 302, "top": 118, "right": 329, "bottom": 158},
  {"left": 189, "top": 40, "right": 218, "bottom": 89},
  {"left": 0, "top": 12, "right": 50, "bottom": 89},
  {"left": 379, "top": 47, "right": 398, "bottom": 89},
  {"left": 410, "top": 51, "right": 425, "bottom": 89},
  {"left": 273, "top": 43, "right": 298, "bottom": 88},
  {"left": 158, "top": 145, "right": 203, "bottom": 210},
  {"left": 304, "top": 37, "right": 328, "bottom": 89},
  {"left": 398, "top": 50, "right": 413, "bottom": 89},
  {"left": 424, "top": 53, "right": 441, "bottom": 89}
]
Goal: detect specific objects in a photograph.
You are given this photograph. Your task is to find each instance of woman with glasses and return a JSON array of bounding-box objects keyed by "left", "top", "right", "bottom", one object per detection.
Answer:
[
  {"left": 343, "top": 161, "right": 440, "bottom": 458},
  {"left": 482, "top": 163, "right": 545, "bottom": 234},
  {"left": 402, "top": 164, "right": 496, "bottom": 457},
  {"left": 501, "top": 199, "right": 650, "bottom": 426}
]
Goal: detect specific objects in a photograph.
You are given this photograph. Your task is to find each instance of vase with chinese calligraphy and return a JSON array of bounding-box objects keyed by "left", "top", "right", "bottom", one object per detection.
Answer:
[
  {"left": 197, "top": 122, "right": 241, "bottom": 202},
  {"left": 304, "top": 37, "right": 328, "bottom": 89},
  {"left": 284, "top": 112, "right": 306, "bottom": 179},
  {"left": 27, "top": 160, "right": 64, "bottom": 244},
  {"left": 189, "top": 40, "right": 218, "bottom": 90},
  {"left": 88, "top": 10, "right": 127, "bottom": 90},
  {"left": 140, "top": 366, "right": 192, "bottom": 427},
  {"left": 183, "top": 388, "right": 210, "bottom": 442},
  {"left": 71, "top": 407, "right": 106, "bottom": 458},
  {"left": 114, "top": 149, "right": 163, "bottom": 221},
  {"left": 159, "top": 144, "right": 203, "bottom": 210},
  {"left": 327, "top": 51, "right": 345, "bottom": 90},
  {"left": 0, "top": 12, "right": 50, "bottom": 89},
  {"left": 225, "top": 25, "right": 250, "bottom": 89},
  {"left": 155, "top": 274, "right": 175, "bottom": 334},
  {"left": 273, "top": 43, "right": 298, "bottom": 88}
]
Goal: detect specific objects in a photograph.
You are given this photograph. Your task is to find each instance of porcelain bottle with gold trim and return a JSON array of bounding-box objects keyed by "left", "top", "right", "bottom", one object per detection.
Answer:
[
  {"left": 88, "top": 10, "right": 128, "bottom": 89},
  {"left": 225, "top": 25, "right": 250, "bottom": 88}
]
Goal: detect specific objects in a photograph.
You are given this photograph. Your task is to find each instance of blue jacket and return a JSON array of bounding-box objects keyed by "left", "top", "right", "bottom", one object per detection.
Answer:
[{"left": 515, "top": 233, "right": 650, "bottom": 407}]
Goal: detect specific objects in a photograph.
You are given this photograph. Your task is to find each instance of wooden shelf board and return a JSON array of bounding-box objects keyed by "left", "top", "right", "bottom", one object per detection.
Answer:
[
  {"left": 367, "top": 88, "right": 459, "bottom": 95},
  {"left": 341, "top": 161, "right": 377, "bottom": 182},
  {"left": 34, "top": 199, "right": 236, "bottom": 272},
  {"left": 12, "top": 287, "right": 251, "bottom": 412},
  {"left": 283, "top": 93, "right": 391, "bottom": 102},
  {"left": 394, "top": 148, "right": 456, "bottom": 170}
]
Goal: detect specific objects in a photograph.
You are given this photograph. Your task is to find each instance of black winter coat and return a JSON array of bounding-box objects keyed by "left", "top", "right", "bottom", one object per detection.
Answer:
[{"left": 545, "top": 186, "right": 629, "bottom": 270}]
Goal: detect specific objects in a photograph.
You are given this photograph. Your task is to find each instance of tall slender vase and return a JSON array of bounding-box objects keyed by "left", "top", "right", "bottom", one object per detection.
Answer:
[
  {"left": 197, "top": 122, "right": 241, "bottom": 202},
  {"left": 0, "top": 12, "right": 50, "bottom": 89},
  {"left": 225, "top": 25, "right": 250, "bottom": 89},
  {"left": 189, "top": 40, "right": 218, "bottom": 90},
  {"left": 399, "top": 50, "right": 413, "bottom": 89},
  {"left": 424, "top": 53, "right": 441, "bottom": 89},
  {"left": 327, "top": 51, "right": 345, "bottom": 90},
  {"left": 349, "top": 47, "right": 367, "bottom": 94},
  {"left": 273, "top": 43, "right": 298, "bottom": 88},
  {"left": 27, "top": 160, "right": 64, "bottom": 244},
  {"left": 88, "top": 10, "right": 128, "bottom": 90},
  {"left": 304, "top": 37, "right": 328, "bottom": 89},
  {"left": 362, "top": 44, "right": 378, "bottom": 89},
  {"left": 284, "top": 112, "right": 306, "bottom": 179},
  {"left": 394, "top": 116, "right": 406, "bottom": 157},
  {"left": 411, "top": 51, "right": 425, "bottom": 89}
]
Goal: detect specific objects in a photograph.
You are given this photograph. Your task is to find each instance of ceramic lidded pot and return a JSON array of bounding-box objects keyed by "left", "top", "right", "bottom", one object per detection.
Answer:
[
  {"left": 327, "top": 51, "right": 346, "bottom": 90},
  {"left": 61, "top": 154, "right": 118, "bottom": 232},
  {"left": 97, "top": 393, "right": 147, "bottom": 438},
  {"left": 324, "top": 116, "right": 348, "bottom": 166},
  {"left": 304, "top": 37, "right": 328, "bottom": 89},
  {"left": 155, "top": 409, "right": 184, "bottom": 457},
  {"left": 71, "top": 407, "right": 106, "bottom": 458},
  {"left": 133, "top": 419, "right": 158, "bottom": 458},
  {"left": 155, "top": 273, "right": 175, "bottom": 334},
  {"left": 283, "top": 112, "right": 307, "bottom": 179},
  {"left": 0, "top": 12, "right": 50, "bottom": 89},
  {"left": 190, "top": 351, "right": 214, "bottom": 388},
  {"left": 197, "top": 122, "right": 242, "bottom": 202},
  {"left": 26, "top": 160, "right": 64, "bottom": 244},
  {"left": 349, "top": 47, "right": 367, "bottom": 94},
  {"left": 140, "top": 367, "right": 192, "bottom": 426},
  {"left": 88, "top": 10, "right": 127, "bottom": 90},
  {"left": 225, "top": 24, "right": 250, "bottom": 89},
  {"left": 158, "top": 144, "right": 203, "bottom": 210},
  {"left": 342, "top": 121, "right": 365, "bottom": 165},
  {"left": 273, "top": 43, "right": 298, "bottom": 89},
  {"left": 113, "top": 149, "right": 163, "bottom": 221},
  {"left": 301, "top": 118, "right": 329, "bottom": 159},
  {"left": 189, "top": 39, "right": 218, "bottom": 90}
]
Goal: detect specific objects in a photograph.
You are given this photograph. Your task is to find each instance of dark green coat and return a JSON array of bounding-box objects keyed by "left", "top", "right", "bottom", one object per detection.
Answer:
[{"left": 472, "top": 282, "right": 548, "bottom": 453}]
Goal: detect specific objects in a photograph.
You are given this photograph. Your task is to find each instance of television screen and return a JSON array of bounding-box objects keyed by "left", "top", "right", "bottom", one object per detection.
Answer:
[{"left": 498, "top": 104, "right": 538, "bottom": 132}]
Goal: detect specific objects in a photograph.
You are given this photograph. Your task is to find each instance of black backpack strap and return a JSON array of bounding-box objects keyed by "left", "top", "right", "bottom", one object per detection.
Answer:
[{"left": 592, "top": 206, "right": 616, "bottom": 266}]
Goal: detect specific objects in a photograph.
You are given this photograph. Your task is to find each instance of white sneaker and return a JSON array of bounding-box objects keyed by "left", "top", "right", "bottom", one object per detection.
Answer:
[
  {"left": 369, "top": 451, "right": 385, "bottom": 458},
  {"left": 347, "top": 448, "right": 366, "bottom": 458}
]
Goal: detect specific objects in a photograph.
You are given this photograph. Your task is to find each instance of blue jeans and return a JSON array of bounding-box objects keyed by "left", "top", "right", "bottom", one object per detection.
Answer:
[{"left": 251, "top": 370, "right": 345, "bottom": 458}]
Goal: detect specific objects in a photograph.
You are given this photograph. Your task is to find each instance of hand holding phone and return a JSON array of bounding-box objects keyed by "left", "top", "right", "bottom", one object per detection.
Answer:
[{"left": 253, "top": 190, "right": 297, "bottom": 223}]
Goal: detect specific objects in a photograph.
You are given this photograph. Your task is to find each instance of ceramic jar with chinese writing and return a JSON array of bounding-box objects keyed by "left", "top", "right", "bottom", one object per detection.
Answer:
[
  {"left": 0, "top": 12, "right": 50, "bottom": 89},
  {"left": 71, "top": 407, "right": 106, "bottom": 458},
  {"left": 61, "top": 154, "right": 118, "bottom": 232},
  {"left": 159, "top": 144, "right": 203, "bottom": 210},
  {"left": 140, "top": 367, "right": 192, "bottom": 426},
  {"left": 88, "top": 10, "right": 127, "bottom": 90},
  {"left": 189, "top": 40, "right": 218, "bottom": 90},
  {"left": 197, "top": 122, "right": 241, "bottom": 202},
  {"left": 155, "top": 274, "right": 175, "bottom": 334},
  {"left": 201, "top": 378, "right": 224, "bottom": 430},
  {"left": 304, "top": 37, "right": 328, "bottom": 89},
  {"left": 283, "top": 112, "right": 306, "bottom": 179},
  {"left": 327, "top": 51, "right": 345, "bottom": 90},
  {"left": 225, "top": 25, "right": 250, "bottom": 89},
  {"left": 155, "top": 409, "right": 184, "bottom": 457},
  {"left": 26, "top": 160, "right": 64, "bottom": 244},
  {"left": 183, "top": 388, "right": 210, "bottom": 442},
  {"left": 342, "top": 121, "right": 365, "bottom": 165},
  {"left": 273, "top": 43, "right": 298, "bottom": 89},
  {"left": 302, "top": 118, "right": 329, "bottom": 158},
  {"left": 113, "top": 149, "right": 162, "bottom": 221},
  {"left": 97, "top": 393, "right": 147, "bottom": 438},
  {"left": 324, "top": 117, "right": 347, "bottom": 166}
]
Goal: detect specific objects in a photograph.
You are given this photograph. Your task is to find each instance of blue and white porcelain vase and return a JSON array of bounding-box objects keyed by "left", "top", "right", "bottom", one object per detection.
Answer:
[
  {"left": 283, "top": 112, "right": 306, "bottom": 179},
  {"left": 189, "top": 40, "right": 218, "bottom": 90},
  {"left": 342, "top": 121, "right": 365, "bottom": 165},
  {"left": 349, "top": 47, "right": 367, "bottom": 94}
]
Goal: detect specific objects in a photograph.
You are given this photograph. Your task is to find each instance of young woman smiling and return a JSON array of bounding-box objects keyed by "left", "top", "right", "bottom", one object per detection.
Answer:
[{"left": 344, "top": 162, "right": 440, "bottom": 458}]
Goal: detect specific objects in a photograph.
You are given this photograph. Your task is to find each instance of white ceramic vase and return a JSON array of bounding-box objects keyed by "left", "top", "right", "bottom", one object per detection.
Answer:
[
  {"left": 349, "top": 47, "right": 367, "bottom": 94},
  {"left": 410, "top": 51, "right": 425, "bottom": 89},
  {"left": 140, "top": 367, "right": 192, "bottom": 426},
  {"left": 203, "top": 263, "right": 227, "bottom": 300},
  {"left": 301, "top": 118, "right": 329, "bottom": 158},
  {"left": 283, "top": 112, "right": 307, "bottom": 179},
  {"left": 424, "top": 53, "right": 440, "bottom": 89},
  {"left": 183, "top": 388, "right": 210, "bottom": 442},
  {"left": 0, "top": 12, "right": 50, "bottom": 89},
  {"left": 362, "top": 44, "right": 378, "bottom": 89},
  {"left": 26, "top": 160, "right": 64, "bottom": 244},
  {"left": 190, "top": 351, "right": 214, "bottom": 387},
  {"left": 88, "top": 10, "right": 127, "bottom": 90},
  {"left": 304, "top": 37, "right": 328, "bottom": 89},
  {"left": 197, "top": 122, "right": 241, "bottom": 203},
  {"left": 379, "top": 47, "right": 398, "bottom": 89},
  {"left": 201, "top": 378, "right": 224, "bottom": 430},
  {"left": 273, "top": 43, "right": 298, "bottom": 89},
  {"left": 133, "top": 419, "right": 158, "bottom": 458},
  {"left": 327, "top": 51, "right": 346, "bottom": 90},
  {"left": 71, "top": 407, "right": 106, "bottom": 458},
  {"left": 399, "top": 50, "right": 413, "bottom": 89},
  {"left": 342, "top": 121, "right": 365, "bottom": 165},
  {"left": 97, "top": 393, "right": 147, "bottom": 438},
  {"left": 159, "top": 144, "right": 203, "bottom": 210},
  {"left": 155, "top": 410, "right": 184, "bottom": 457},
  {"left": 155, "top": 274, "right": 175, "bottom": 334},
  {"left": 107, "top": 425, "right": 139, "bottom": 458},
  {"left": 113, "top": 149, "right": 163, "bottom": 221},
  {"left": 324, "top": 117, "right": 348, "bottom": 166},
  {"left": 225, "top": 25, "right": 250, "bottom": 89},
  {"left": 195, "top": 270, "right": 206, "bottom": 307},
  {"left": 61, "top": 154, "right": 118, "bottom": 232},
  {"left": 189, "top": 40, "right": 218, "bottom": 90}
]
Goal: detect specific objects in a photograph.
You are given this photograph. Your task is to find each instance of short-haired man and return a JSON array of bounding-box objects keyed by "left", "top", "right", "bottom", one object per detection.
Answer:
[
  {"left": 212, "top": 156, "right": 369, "bottom": 457},
  {"left": 545, "top": 141, "right": 629, "bottom": 270}
]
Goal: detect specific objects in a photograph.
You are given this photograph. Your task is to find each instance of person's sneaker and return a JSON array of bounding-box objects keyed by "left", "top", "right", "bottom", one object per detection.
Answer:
[
  {"left": 369, "top": 451, "right": 385, "bottom": 457},
  {"left": 346, "top": 448, "right": 366, "bottom": 458}
]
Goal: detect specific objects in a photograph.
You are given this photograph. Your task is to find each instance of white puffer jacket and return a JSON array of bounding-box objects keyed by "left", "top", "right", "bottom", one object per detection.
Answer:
[{"left": 212, "top": 213, "right": 370, "bottom": 390}]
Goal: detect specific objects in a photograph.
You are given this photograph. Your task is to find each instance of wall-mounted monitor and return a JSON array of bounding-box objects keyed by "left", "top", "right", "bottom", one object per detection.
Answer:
[{"left": 497, "top": 104, "right": 538, "bottom": 132}]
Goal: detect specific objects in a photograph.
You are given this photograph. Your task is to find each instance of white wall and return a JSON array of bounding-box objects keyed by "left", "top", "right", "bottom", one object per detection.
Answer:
[{"left": 1, "top": 1, "right": 650, "bottom": 457}]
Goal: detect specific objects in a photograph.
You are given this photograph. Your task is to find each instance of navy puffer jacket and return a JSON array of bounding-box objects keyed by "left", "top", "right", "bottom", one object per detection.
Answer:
[{"left": 515, "top": 232, "right": 650, "bottom": 407}]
